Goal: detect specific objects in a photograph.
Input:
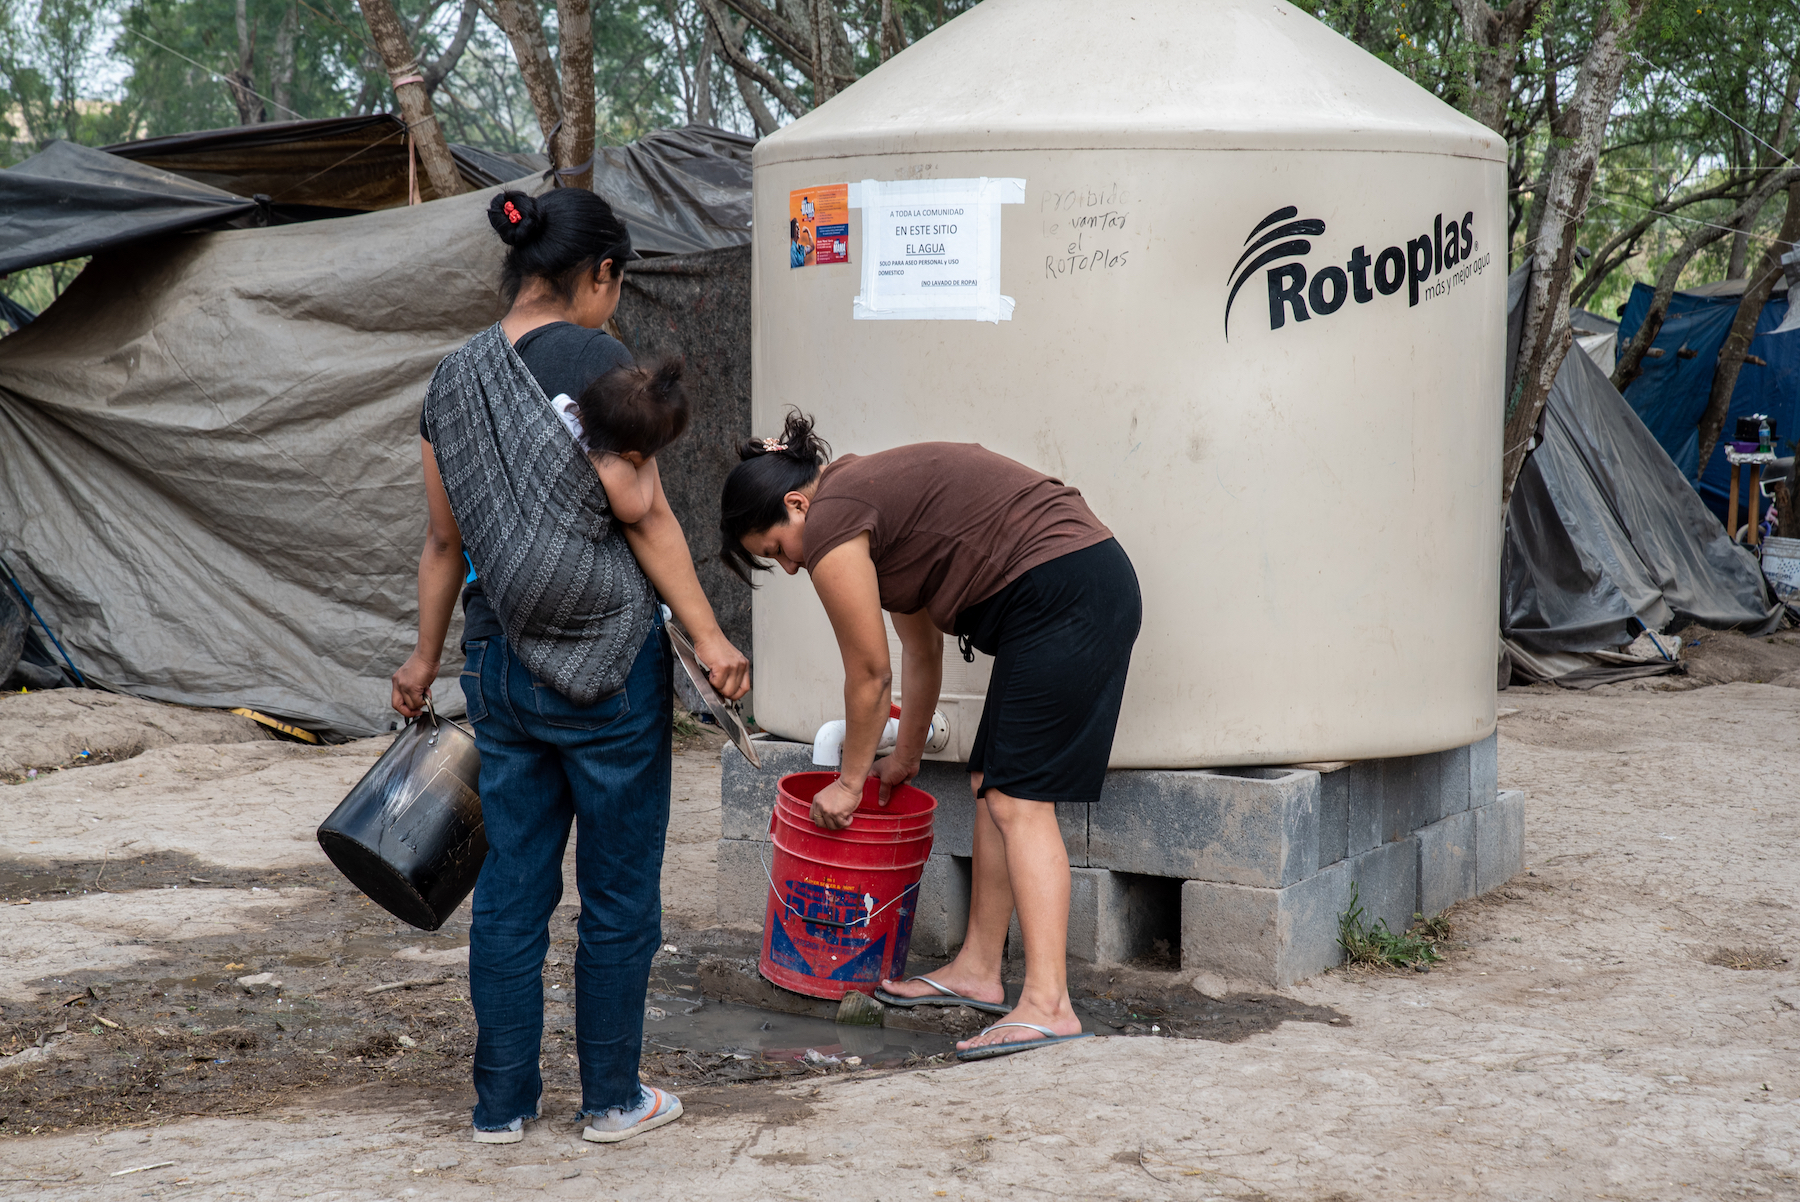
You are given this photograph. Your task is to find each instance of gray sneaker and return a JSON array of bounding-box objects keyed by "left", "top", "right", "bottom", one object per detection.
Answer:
[
  {"left": 472, "top": 1095, "right": 541, "bottom": 1144},
  {"left": 581, "top": 1087, "right": 683, "bottom": 1144},
  {"left": 472, "top": 1117, "right": 523, "bottom": 1144}
]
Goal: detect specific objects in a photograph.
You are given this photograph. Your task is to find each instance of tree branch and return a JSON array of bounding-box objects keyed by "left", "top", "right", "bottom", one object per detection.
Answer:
[
  {"left": 1611, "top": 163, "right": 1800, "bottom": 392},
  {"left": 700, "top": 0, "right": 808, "bottom": 117},
  {"left": 423, "top": 0, "right": 480, "bottom": 95}
]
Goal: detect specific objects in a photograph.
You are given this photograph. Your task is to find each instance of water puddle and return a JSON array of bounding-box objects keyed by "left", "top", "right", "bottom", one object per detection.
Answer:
[{"left": 643, "top": 992, "right": 954, "bottom": 1065}]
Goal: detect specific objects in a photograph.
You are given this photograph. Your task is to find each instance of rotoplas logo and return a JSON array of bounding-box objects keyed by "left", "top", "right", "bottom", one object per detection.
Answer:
[{"left": 1223, "top": 205, "right": 1485, "bottom": 339}]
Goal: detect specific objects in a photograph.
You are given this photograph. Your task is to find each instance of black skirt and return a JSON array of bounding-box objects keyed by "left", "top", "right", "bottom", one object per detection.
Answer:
[{"left": 954, "top": 538, "right": 1141, "bottom": 805}]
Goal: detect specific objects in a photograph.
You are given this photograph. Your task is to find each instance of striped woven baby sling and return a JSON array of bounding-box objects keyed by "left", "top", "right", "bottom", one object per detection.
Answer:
[{"left": 422, "top": 323, "right": 654, "bottom": 704}]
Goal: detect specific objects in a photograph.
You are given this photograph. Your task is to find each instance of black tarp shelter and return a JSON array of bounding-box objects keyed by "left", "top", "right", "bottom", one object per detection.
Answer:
[{"left": 1500, "top": 264, "right": 1778, "bottom": 659}]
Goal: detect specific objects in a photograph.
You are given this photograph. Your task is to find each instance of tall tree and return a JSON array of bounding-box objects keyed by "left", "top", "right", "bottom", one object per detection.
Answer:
[
  {"left": 1501, "top": 0, "right": 1651, "bottom": 503},
  {"left": 359, "top": 0, "right": 465, "bottom": 196}
]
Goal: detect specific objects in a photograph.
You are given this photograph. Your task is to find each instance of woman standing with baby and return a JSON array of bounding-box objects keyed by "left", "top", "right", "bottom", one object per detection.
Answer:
[{"left": 390, "top": 188, "right": 746, "bottom": 1145}]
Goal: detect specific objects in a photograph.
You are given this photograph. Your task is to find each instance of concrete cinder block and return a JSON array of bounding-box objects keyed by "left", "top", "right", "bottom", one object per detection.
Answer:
[
  {"left": 721, "top": 739, "right": 810, "bottom": 840},
  {"left": 1309, "top": 762, "right": 1352, "bottom": 870},
  {"left": 1181, "top": 872, "right": 1343, "bottom": 990},
  {"left": 1468, "top": 731, "right": 1499, "bottom": 807},
  {"left": 1089, "top": 768, "right": 1319, "bottom": 887},
  {"left": 1432, "top": 742, "right": 1473, "bottom": 818},
  {"left": 1004, "top": 867, "right": 1180, "bottom": 966},
  {"left": 1179, "top": 838, "right": 1416, "bottom": 989},
  {"left": 1415, "top": 809, "right": 1476, "bottom": 917},
  {"left": 1379, "top": 755, "right": 1426, "bottom": 844},
  {"left": 910, "top": 853, "right": 971, "bottom": 959},
  {"left": 1338, "top": 837, "right": 1419, "bottom": 936},
  {"left": 715, "top": 838, "right": 771, "bottom": 926},
  {"left": 1475, "top": 789, "right": 1526, "bottom": 895},
  {"left": 1339, "top": 760, "right": 1386, "bottom": 857}
]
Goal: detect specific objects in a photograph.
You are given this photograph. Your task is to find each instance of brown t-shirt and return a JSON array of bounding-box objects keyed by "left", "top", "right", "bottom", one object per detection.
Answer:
[{"left": 801, "top": 443, "right": 1113, "bottom": 633}]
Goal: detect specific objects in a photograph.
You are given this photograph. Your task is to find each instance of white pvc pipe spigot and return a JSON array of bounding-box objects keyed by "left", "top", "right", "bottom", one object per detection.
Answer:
[{"left": 812, "top": 709, "right": 949, "bottom": 766}]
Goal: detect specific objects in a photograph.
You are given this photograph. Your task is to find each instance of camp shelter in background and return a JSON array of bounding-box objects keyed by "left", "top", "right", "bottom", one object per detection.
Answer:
[
  {"left": 1615, "top": 273, "right": 1797, "bottom": 519},
  {"left": 1501, "top": 264, "right": 1778, "bottom": 683},
  {"left": 1571, "top": 306, "right": 1618, "bottom": 371},
  {"left": 2, "top": 118, "right": 754, "bottom": 277},
  {"left": 0, "top": 124, "right": 752, "bottom": 736}
]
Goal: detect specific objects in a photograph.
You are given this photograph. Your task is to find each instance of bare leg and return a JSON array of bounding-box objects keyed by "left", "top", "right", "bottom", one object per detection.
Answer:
[
  {"left": 954, "top": 788, "right": 1080, "bottom": 1050},
  {"left": 877, "top": 773, "right": 1011, "bottom": 1006}
]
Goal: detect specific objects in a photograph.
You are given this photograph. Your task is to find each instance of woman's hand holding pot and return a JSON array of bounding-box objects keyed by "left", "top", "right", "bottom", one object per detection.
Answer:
[
  {"left": 693, "top": 629, "right": 751, "bottom": 700},
  {"left": 810, "top": 777, "right": 862, "bottom": 830},
  {"left": 390, "top": 652, "right": 439, "bottom": 718}
]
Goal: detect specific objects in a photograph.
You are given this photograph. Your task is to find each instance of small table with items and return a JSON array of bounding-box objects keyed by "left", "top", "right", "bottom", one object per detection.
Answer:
[{"left": 1725, "top": 447, "right": 1779, "bottom": 546}]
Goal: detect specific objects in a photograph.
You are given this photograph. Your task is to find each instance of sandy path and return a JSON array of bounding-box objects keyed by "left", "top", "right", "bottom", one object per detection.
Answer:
[{"left": 3, "top": 685, "right": 1798, "bottom": 1199}]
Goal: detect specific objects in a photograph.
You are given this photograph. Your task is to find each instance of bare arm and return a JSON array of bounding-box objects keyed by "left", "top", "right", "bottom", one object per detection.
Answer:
[
  {"left": 882, "top": 607, "right": 943, "bottom": 779},
  {"left": 616, "top": 457, "right": 751, "bottom": 699},
  {"left": 590, "top": 452, "right": 656, "bottom": 525},
  {"left": 391, "top": 439, "right": 464, "bottom": 718},
  {"left": 809, "top": 533, "right": 892, "bottom": 828}
]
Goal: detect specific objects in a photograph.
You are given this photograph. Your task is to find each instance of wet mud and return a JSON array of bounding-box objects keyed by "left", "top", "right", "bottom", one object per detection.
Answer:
[{"left": 0, "top": 850, "right": 1342, "bottom": 1139}]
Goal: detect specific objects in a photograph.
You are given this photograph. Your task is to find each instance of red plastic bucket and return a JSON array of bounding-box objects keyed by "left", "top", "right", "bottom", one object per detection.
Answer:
[{"left": 758, "top": 774, "right": 936, "bottom": 1000}]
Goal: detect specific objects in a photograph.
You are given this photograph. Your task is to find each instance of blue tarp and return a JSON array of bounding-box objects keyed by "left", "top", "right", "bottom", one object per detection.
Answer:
[{"left": 1616, "top": 282, "right": 1798, "bottom": 520}]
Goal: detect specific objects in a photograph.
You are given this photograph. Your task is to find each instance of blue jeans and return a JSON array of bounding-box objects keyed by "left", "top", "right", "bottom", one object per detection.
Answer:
[{"left": 459, "top": 624, "right": 670, "bottom": 1129}]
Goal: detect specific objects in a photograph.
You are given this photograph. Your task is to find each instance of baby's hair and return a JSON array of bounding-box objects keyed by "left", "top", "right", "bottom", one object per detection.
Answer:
[{"left": 575, "top": 357, "right": 689, "bottom": 459}]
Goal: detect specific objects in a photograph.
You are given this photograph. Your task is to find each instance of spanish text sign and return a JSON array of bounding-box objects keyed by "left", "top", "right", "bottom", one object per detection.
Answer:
[{"left": 850, "top": 177, "right": 1026, "bottom": 323}]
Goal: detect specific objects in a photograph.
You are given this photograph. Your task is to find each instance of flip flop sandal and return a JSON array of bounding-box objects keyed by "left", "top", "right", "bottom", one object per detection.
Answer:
[
  {"left": 954, "top": 1022, "right": 1094, "bottom": 1062},
  {"left": 874, "top": 974, "right": 1010, "bottom": 1016}
]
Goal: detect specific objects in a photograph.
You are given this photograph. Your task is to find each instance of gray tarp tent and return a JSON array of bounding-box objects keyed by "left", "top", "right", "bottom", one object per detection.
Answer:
[
  {"left": 1500, "top": 265, "right": 1777, "bottom": 659},
  {"left": 0, "top": 176, "right": 751, "bottom": 735}
]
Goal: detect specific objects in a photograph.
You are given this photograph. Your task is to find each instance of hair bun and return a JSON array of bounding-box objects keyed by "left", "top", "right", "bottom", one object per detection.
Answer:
[
  {"left": 488, "top": 190, "right": 544, "bottom": 247},
  {"left": 739, "top": 409, "right": 830, "bottom": 465},
  {"left": 650, "top": 357, "right": 684, "bottom": 399}
]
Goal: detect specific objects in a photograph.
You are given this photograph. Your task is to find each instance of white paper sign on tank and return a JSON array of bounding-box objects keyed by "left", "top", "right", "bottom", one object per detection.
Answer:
[
  {"left": 749, "top": 0, "right": 1509, "bottom": 768},
  {"left": 849, "top": 177, "right": 1026, "bottom": 322}
]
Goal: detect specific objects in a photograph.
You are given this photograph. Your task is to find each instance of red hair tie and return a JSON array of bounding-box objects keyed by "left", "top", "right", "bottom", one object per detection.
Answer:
[{"left": 503, "top": 201, "right": 522, "bottom": 224}]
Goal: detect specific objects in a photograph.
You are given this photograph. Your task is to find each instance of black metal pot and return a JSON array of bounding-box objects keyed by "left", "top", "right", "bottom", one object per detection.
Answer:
[{"left": 317, "top": 699, "right": 485, "bottom": 930}]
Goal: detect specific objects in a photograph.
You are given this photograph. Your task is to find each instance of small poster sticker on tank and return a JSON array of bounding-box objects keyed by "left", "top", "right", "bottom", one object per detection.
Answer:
[
  {"left": 789, "top": 184, "right": 849, "bottom": 268},
  {"left": 850, "top": 177, "right": 1026, "bottom": 322}
]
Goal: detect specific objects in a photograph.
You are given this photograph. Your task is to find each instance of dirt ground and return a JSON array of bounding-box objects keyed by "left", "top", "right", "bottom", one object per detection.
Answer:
[{"left": 2, "top": 674, "right": 1798, "bottom": 1200}]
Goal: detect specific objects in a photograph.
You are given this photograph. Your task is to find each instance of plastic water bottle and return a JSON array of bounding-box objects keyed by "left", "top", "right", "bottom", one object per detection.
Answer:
[{"left": 1758, "top": 417, "right": 1772, "bottom": 453}]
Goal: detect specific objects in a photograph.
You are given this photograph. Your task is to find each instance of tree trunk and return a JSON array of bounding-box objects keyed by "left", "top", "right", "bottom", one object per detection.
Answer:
[
  {"left": 359, "top": 0, "right": 466, "bottom": 198},
  {"left": 694, "top": 17, "right": 717, "bottom": 125},
  {"left": 1695, "top": 179, "right": 1800, "bottom": 472},
  {"left": 225, "top": 0, "right": 266, "bottom": 125},
  {"left": 1453, "top": 0, "right": 1545, "bottom": 135},
  {"left": 270, "top": 0, "right": 298, "bottom": 119},
  {"left": 489, "top": 0, "right": 563, "bottom": 152},
  {"left": 1611, "top": 166, "right": 1800, "bottom": 393},
  {"left": 1500, "top": 0, "right": 1648, "bottom": 505},
  {"left": 554, "top": 0, "right": 595, "bottom": 189}
]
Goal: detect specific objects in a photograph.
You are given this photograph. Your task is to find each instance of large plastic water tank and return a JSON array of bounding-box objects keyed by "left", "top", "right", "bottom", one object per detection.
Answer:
[{"left": 749, "top": 0, "right": 1506, "bottom": 768}]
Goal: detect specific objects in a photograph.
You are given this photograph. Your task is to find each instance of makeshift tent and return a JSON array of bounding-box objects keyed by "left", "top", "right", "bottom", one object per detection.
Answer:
[
  {"left": 1501, "top": 265, "right": 1777, "bottom": 662},
  {"left": 0, "top": 141, "right": 261, "bottom": 275},
  {"left": 0, "top": 154, "right": 752, "bottom": 736},
  {"left": 3, "top": 119, "right": 754, "bottom": 275},
  {"left": 1616, "top": 275, "right": 1796, "bottom": 517},
  {"left": 1571, "top": 307, "right": 1617, "bottom": 370}
]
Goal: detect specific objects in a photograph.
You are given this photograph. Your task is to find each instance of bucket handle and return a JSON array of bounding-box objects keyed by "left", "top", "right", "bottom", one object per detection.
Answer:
[{"left": 759, "top": 841, "right": 920, "bottom": 931}]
